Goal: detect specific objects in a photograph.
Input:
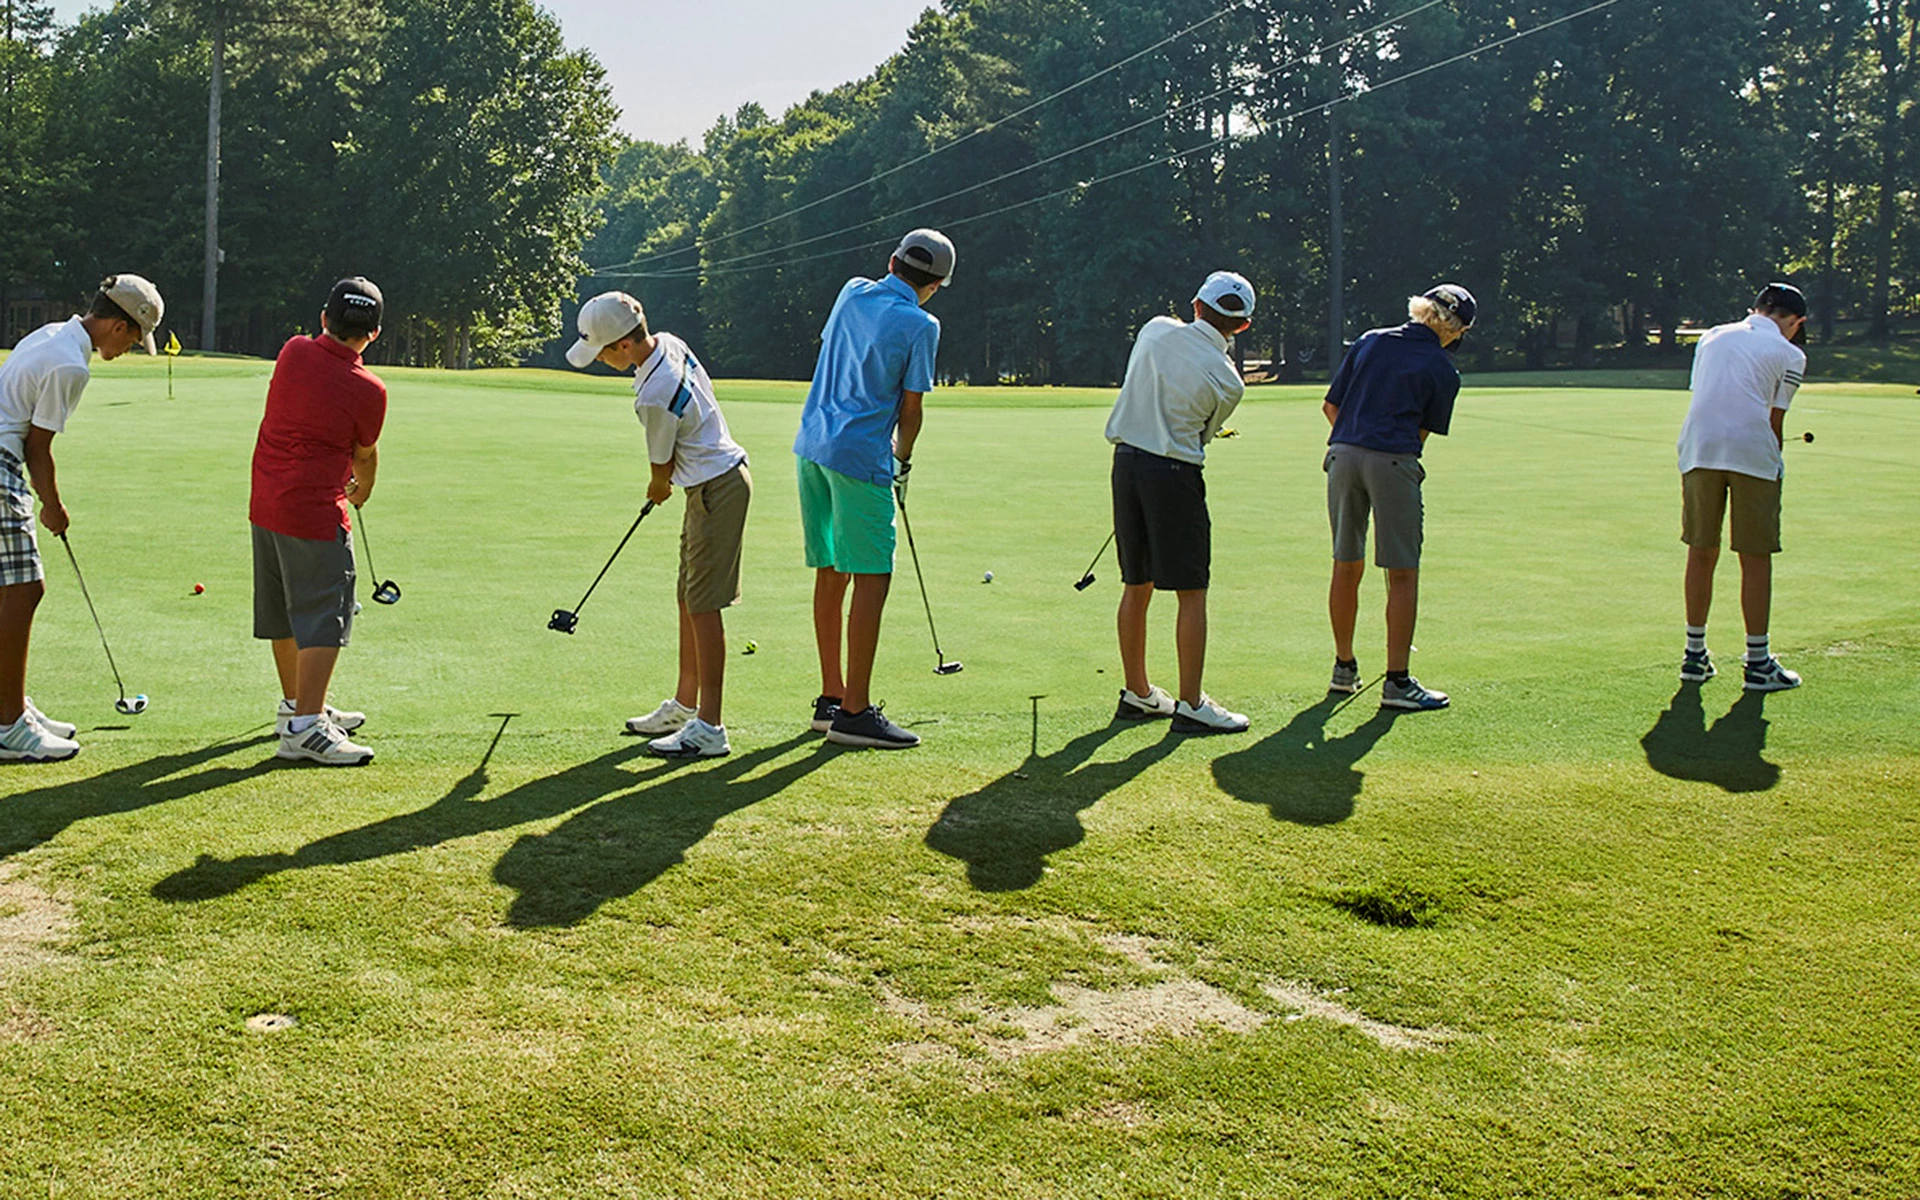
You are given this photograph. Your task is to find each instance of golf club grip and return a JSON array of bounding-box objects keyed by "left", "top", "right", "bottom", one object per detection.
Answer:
[{"left": 570, "top": 501, "right": 657, "bottom": 614}]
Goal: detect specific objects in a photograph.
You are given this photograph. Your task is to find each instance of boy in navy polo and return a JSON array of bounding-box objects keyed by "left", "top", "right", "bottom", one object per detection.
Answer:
[
  {"left": 1321, "top": 283, "right": 1475, "bottom": 711},
  {"left": 792, "top": 228, "right": 953, "bottom": 750}
]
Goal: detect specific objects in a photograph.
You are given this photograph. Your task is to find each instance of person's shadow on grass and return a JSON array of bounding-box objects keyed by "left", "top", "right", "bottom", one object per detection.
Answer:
[
  {"left": 925, "top": 722, "right": 1181, "bottom": 892},
  {"left": 153, "top": 717, "right": 669, "bottom": 903},
  {"left": 1641, "top": 683, "right": 1779, "bottom": 792},
  {"left": 2, "top": 731, "right": 279, "bottom": 861},
  {"left": 1209, "top": 696, "right": 1401, "bottom": 826},
  {"left": 494, "top": 733, "right": 828, "bottom": 928}
]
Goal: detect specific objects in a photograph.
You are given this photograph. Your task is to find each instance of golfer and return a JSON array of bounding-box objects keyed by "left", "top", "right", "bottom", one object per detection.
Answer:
[
  {"left": 0, "top": 274, "right": 163, "bottom": 763},
  {"left": 792, "top": 228, "right": 953, "bottom": 750},
  {"left": 251, "top": 277, "right": 387, "bottom": 766},
  {"left": 1105, "top": 270, "right": 1254, "bottom": 735},
  {"left": 1322, "top": 283, "right": 1476, "bottom": 711},
  {"left": 1673, "top": 282, "right": 1808, "bottom": 691},
  {"left": 565, "top": 290, "right": 751, "bottom": 758}
]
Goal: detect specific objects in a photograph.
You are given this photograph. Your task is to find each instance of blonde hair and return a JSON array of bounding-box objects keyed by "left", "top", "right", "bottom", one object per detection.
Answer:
[{"left": 1408, "top": 295, "right": 1467, "bottom": 338}]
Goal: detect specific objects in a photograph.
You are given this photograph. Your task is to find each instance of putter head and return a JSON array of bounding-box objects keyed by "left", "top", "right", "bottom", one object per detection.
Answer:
[
  {"left": 372, "top": 579, "right": 402, "bottom": 605},
  {"left": 116, "top": 694, "right": 149, "bottom": 715},
  {"left": 548, "top": 609, "right": 580, "bottom": 634},
  {"left": 1073, "top": 573, "right": 1095, "bottom": 591},
  {"left": 935, "top": 661, "right": 964, "bottom": 675}
]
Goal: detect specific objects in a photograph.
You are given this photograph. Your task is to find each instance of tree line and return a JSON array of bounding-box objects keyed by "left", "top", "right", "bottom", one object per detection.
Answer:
[
  {"left": 1, "top": 0, "right": 617, "bottom": 366},
  {"left": 576, "top": 0, "right": 1917, "bottom": 385}
]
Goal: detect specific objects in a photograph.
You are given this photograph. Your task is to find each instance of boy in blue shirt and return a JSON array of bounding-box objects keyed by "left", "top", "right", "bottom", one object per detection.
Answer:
[
  {"left": 1322, "top": 283, "right": 1475, "bottom": 712},
  {"left": 792, "top": 229, "right": 953, "bottom": 749}
]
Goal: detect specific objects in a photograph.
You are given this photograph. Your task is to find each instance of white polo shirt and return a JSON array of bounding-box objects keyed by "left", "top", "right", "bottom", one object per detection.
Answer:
[
  {"left": 1104, "top": 316, "right": 1244, "bottom": 465},
  {"left": 0, "top": 318, "right": 94, "bottom": 464},
  {"left": 634, "top": 332, "right": 746, "bottom": 488},
  {"left": 1677, "top": 314, "right": 1805, "bottom": 481}
]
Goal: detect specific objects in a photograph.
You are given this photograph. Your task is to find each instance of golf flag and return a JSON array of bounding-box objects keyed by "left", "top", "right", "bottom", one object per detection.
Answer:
[{"left": 164, "top": 331, "right": 182, "bottom": 356}]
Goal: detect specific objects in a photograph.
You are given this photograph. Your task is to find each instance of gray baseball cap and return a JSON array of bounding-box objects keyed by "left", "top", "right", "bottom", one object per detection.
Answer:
[
  {"left": 100, "top": 273, "right": 164, "bottom": 354},
  {"left": 893, "top": 229, "right": 956, "bottom": 286}
]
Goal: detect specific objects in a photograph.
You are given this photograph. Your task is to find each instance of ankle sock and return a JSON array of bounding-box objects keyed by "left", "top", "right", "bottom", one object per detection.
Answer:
[
  {"left": 1686, "top": 626, "right": 1707, "bottom": 655},
  {"left": 288, "top": 714, "right": 320, "bottom": 734},
  {"left": 1746, "top": 634, "right": 1770, "bottom": 665},
  {"left": 1336, "top": 657, "right": 1358, "bottom": 670},
  {"left": 1387, "top": 670, "right": 1411, "bottom": 685}
]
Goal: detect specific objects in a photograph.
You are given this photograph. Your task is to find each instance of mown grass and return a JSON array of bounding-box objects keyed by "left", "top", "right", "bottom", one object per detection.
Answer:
[{"left": 1, "top": 354, "right": 1917, "bottom": 1197}]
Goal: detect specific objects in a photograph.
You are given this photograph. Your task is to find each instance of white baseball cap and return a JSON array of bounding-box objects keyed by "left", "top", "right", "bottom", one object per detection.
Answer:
[
  {"left": 1194, "top": 270, "right": 1255, "bottom": 320},
  {"left": 101, "top": 273, "right": 164, "bottom": 354},
  {"left": 565, "top": 291, "right": 647, "bottom": 368}
]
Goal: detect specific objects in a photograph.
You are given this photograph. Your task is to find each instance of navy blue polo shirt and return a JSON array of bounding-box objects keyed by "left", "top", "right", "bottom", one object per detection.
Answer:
[{"left": 1324, "top": 323, "right": 1460, "bottom": 455}]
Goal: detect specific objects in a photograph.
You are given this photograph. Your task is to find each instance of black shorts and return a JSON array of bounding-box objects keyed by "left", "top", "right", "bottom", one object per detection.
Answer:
[{"left": 1111, "top": 444, "right": 1210, "bottom": 591}]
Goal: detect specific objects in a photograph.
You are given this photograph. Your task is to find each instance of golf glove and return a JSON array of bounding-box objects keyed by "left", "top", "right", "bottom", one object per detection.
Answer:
[{"left": 893, "top": 456, "right": 912, "bottom": 498}]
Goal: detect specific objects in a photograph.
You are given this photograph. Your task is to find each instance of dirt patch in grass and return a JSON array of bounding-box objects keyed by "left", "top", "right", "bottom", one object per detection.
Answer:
[
  {"left": 0, "top": 864, "right": 74, "bottom": 981},
  {"left": 989, "top": 978, "right": 1265, "bottom": 1056},
  {"left": 1263, "top": 982, "right": 1459, "bottom": 1052}
]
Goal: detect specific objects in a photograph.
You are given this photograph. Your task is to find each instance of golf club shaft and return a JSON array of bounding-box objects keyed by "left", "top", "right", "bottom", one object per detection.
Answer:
[
  {"left": 1079, "top": 529, "right": 1115, "bottom": 580},
  {"left": 894, "top": 485, "right": 948, "bottom": 663},
  {"left": 571, "top": 501, "right": 656, "bottom": 614},
  {"left": 57, "top": 533, "right": 128, "bottom": 698},
  {"left": 353, "top": 504, "right": 378, "bottom": 581}
]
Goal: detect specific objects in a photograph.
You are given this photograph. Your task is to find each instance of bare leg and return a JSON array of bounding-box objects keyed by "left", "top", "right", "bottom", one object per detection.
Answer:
[
  {"left": 1174, "top": 589, "right": 1208, "bottom": 706},
  {"left": 1117, "top": 582, "right": 1154, "bottom": 697},
  {"left": 271, "top": 637, "right": 300, "bottom": 700},
  {"left": 0, "top": 579, "right": 45, "bottom": 725},
  {"left": 1737, "top": 552, "right": 1772, "bottom": 638},
  {"left": 813, "top": 568, "right": 850, "bottom": 698},
  {"left": 1685, "top": 545, "right": 1720, "bottom": 628},
  {"left": 673, "top": 600, "right": 699, "bottom": 709},
  {"left": 1329, "top": 559, "right": 1364, "bottom": 662},
  {"left": 1385, "top": 567, "right": 1419, "bottom": 674},
  {"left": 842, "top": 572, "right": 891, "bottom": 715},
  {"left": 688, "top": 608, "right": 726, "bottom": 725},
  {"left": 293, "top": 647, "right": 341, "bottom": 718}
]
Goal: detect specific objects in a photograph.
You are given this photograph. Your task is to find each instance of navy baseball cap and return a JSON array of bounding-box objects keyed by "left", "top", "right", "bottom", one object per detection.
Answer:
[
  {"left": 1423, "top": 283, "right": 1477, "bottom": 328},
  {"left": 1754, "top": 281, "right": 1808, "bottom": 318}
]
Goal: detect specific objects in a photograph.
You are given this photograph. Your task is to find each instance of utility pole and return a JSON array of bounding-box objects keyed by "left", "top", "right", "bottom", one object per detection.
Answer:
[
  {"left": 200, "top": 2, "right": 223, "bottom": 351},
  {"left": 1327, "top": 103, "right": 1345, "bottom": 372}
]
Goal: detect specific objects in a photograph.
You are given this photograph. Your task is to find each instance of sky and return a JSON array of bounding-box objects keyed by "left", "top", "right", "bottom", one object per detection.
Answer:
[{"left": 47, "top": 0, "right": 935, "bottom": 145}]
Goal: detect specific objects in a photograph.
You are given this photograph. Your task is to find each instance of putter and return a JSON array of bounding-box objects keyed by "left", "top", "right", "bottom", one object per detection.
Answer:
[
  {"left": 1074, "top": 530, "right": 1115, "bottom": 591},
  {"left": 893, "top": 483, "right": 962, "bottom": 674},
  {"left": 353, "top": 506, "right": 401, "bottom": 604},
  {"left": 549, "top": 501, "right": 656, "bottom": 633},
  {"left": 56, "top": 533, "right": 147, "bottom": 714}
]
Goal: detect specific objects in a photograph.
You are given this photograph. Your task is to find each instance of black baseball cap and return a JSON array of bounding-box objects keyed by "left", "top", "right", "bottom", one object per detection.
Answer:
[
  {"left": 1754, "top": 281, "right": 1807, "bottom": 318},
  {"left": 327, "top": 276, "right": 384, "bottom": 335}
]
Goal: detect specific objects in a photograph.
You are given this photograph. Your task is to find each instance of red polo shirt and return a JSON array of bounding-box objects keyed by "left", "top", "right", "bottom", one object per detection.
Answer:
[{"left": 250, "top": 335, "right": 387, "bottom": 540}]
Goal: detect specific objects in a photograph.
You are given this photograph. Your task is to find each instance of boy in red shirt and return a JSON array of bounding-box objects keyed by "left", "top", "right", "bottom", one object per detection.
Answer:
[{"left": 250, "top": 277, "right": 387, "bottom": 765}]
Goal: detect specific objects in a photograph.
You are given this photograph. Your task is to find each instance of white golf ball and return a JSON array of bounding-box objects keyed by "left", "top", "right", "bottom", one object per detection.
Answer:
[{"left": 983, "top": 570, "right": 994, "bottom": 583}]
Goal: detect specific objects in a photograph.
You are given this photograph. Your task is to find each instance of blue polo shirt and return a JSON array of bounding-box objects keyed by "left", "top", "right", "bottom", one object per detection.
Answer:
[
  {"left": 1324, "top": 322, "right": 1460, "bottom": 455},
  {"left": 792, "top": 273, "right": 940, "bottom": 487}
]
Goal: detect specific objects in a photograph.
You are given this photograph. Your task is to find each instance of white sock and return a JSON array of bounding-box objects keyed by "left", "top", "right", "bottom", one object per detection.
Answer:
[
  {"left": 288, "top": 714, "right": 321, "bottom": 734},
  {"left": 1686, "top": 625, "right": 1707, "bottom": 655},
  {"left": 1746, "top": 634, "right": 1770, "bottom": 665},
  {"left": 0, "top": 719, "right": 17, "bottom": 734}
]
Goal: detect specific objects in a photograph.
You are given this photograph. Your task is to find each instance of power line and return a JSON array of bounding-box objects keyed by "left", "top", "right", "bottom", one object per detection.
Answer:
[{"left": 591, "top": 0, "right": 1448, "bottom": 280}]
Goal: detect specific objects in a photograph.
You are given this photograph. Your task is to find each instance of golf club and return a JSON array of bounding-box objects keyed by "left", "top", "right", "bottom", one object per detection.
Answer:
[
  {"left": 56, "top": 533, "right": 146, "bottom": 714},
  {"left": 1073, "top": 530, "right": 1115, "bottom": 591},
  {"left": 549, "top": 501, "right": 656, "bottom": 633},
  {"left": 352, "top": 505, "right": 401, "bottom": 604},
  {"left": 893, "top": 482, "right": 962, "bottom": 674},
  {"left": 1799, "top": 430, "right": 1814, "bottom": 443}
]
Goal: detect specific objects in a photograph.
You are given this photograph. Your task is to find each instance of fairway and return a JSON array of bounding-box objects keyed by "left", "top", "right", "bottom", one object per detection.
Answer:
[{"left": 4, "top": 355, "right": 1919, "bottom": 1196}]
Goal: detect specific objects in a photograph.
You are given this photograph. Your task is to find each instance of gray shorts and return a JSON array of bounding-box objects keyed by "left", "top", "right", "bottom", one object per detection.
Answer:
[
  {"left": 0, "top": 451, "right": 42, "bottom": 588},
  {"left": 253, "top": 524, "right": 355, "bottom": 648},
  {"left": 1326, "top": 443, "right": 1426, "bottom": 569}
]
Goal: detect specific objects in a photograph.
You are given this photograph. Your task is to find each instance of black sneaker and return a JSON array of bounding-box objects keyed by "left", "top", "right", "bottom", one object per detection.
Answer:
[
  {"left": 810, "top": 694, "right": 842, "bottom": 733},
  {"left": 825, "top": 703, "right": 921, "bottom": 749}
]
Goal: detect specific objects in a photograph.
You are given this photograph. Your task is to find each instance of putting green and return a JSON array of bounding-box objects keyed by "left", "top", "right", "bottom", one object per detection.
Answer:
[{"left": 2, "top": 354, "right": 1917, "bottom": 1196}]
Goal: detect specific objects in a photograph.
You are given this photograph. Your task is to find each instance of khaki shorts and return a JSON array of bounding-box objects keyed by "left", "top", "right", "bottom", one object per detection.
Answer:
[
  {"left": 1682, "top": 469, "right": 1781, "bottom": 555},
  {"left": 680, "top": 461, "right": 751, "bottom": 613}
]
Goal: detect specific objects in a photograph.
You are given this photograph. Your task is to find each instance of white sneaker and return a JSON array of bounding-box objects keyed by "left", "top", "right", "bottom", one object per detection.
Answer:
[
  {"left": 0, "top": 716, "right": 80, "bottom": 762},
  {"left": 647, "top": 717, "right": 731, "bottom": 759},
  {"left": 626, "top": 697, "right": 696, "bottom": 736},
  {"left": 1172, "top": 693, "right": 1250, "bottom": 735},
  {"left": 277, "top": 698, "right": 366, "bottom": 735},
  {"left": 23, "top": 697, "right": 77, "bottom": 739},
  {"left": 1114, "top": 685, "right": 1176, "bottom": 720},
  {"left": 276, "top": 717, "right": 374, "bottom": 766}
]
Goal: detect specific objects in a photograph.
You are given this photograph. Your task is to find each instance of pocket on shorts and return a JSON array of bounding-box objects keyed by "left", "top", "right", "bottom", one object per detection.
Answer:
[
  {"left": 1393, "top": 457, "right": 1426, "bottom": 485},
  {"left": 1323, "top": 449, "right": 1337, "bottom": 474}
]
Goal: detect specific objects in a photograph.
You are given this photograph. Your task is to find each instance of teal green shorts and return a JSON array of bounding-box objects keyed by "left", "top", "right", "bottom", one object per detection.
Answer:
[{"left": 796, "top": 456, "right": 895, "bottom": 574}]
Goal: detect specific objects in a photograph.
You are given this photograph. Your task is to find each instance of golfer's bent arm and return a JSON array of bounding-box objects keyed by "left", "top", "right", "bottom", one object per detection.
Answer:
[
  {"left": 1322, "top": 401, "right": 1339, "bottom": 426},
  {"left": 22, "top": 424, "right": 66, "bottom": 534},
  {"left": 347, "top": 442, "right": 378, "bottom": 506},
  {"left": 1770, "top": 406, "right": 1786, "bottom": 448},
  {"left": 894, "top": 391, "right": 925, "bottom": 463}
]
